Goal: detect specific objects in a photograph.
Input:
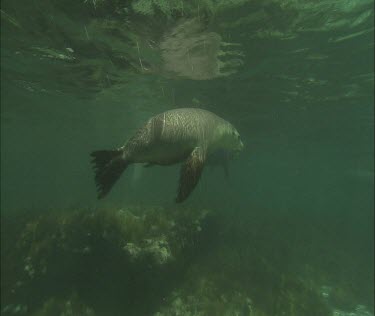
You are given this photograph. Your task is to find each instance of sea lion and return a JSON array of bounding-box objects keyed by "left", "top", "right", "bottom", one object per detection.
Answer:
[{"left": 90, "top": 108, "right": 243, "bottom": 203}]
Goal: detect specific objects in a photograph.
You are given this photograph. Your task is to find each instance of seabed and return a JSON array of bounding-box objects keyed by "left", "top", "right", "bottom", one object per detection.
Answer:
[{"left": 1, "top": 205, "right": 373, "bottom": 316}]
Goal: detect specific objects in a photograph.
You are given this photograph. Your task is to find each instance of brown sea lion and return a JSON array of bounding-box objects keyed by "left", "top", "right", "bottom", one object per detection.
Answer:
[{"left": 90, "top": 108, "right": 243, "bottom": 203}]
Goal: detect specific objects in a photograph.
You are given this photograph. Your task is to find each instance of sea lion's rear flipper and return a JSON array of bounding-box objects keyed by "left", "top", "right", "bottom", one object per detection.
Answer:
[
  {"left": 90, "top": 149, "right": 129, "bottom": 199},
  {"left": 176, "top": 147, "right": 206, "bottom": 203}
]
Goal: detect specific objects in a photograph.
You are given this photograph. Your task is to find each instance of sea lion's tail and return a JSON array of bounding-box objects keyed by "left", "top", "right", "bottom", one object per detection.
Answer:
[{"left": 90, "top": 149, "right": 129, "bottom": 199}]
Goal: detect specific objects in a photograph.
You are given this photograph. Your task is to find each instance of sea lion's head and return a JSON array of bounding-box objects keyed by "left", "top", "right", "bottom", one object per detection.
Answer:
[{"left": 216, "top": 123, "right": 244, "bottom": 154}]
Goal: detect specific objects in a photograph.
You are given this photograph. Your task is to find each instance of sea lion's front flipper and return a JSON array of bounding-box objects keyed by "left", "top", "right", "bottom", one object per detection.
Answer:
[{"left": 176, "top": 147, "right": 206, "bottom": 203}]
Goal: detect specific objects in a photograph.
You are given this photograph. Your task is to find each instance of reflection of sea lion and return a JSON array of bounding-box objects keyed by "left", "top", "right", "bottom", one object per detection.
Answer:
[
  {"left": 160, "top": 18, "right": 244, "bottom": 80},
  {"left": 90, "top": 108, "right": 243, "bottom": 203}
]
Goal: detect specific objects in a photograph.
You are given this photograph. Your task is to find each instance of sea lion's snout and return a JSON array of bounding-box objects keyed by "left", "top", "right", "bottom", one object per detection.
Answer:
[
  {"left": 233, "top": 139, "right": 244, "bottom": 156},
  {"left": 229, "top": 126, "right": 243, "bottom": 152}
]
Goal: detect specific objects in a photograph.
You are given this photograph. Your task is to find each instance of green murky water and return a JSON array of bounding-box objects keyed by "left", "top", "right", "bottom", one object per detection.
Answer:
[{"left": 1, "top": 1, "right": 374, "bottom": 315}]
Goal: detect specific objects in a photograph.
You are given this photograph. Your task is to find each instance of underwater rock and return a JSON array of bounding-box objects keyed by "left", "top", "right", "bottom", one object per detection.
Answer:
[
  {"left": 2, "top": 205, "right": 210, "bottom": 315},
  {"left": 143, "top": 237, "right": 172, "bottom": 264},
  {"left": 319, "top": 284, "right": 374, "bottom": 316},
  {"left": 31, "top": 293, "right": 95, "bottom": 316},
  {"left": 2, "top": 205, "right": 370, "bottom": 316},
  {"left": 154, "top": 277, "right": 259, "bottom": 316},
  {"left": 1, "top": 304, "right": 28, "bottom": 315},
  {"left": 333, "top": 305, "right": 374, "bottom": 316},
  {"left": 123, "top": 236, "right": 172, "bottom": 265}
]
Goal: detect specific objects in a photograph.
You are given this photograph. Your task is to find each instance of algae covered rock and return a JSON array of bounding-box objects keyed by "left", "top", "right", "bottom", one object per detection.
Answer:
[
  {"left": 2, "top": 204, "right": 370, "bottom": 316},
  {"left": 2, "top": 205, "right": 210, "bottom": 316},
  {"left": 154, "top": 277, "right": 263, "bottom": 316},
  {"left": 31, "top": 292, "right": 96, "bottom": 316}
]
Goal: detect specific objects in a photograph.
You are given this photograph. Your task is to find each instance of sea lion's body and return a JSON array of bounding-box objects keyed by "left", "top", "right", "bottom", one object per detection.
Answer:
[
  {"left": 91, "top": 108, "right": 243, "bottom": 203},
  {"left": 125, "top": 108, "right": 235, "bottom": 165}
]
